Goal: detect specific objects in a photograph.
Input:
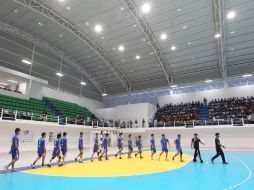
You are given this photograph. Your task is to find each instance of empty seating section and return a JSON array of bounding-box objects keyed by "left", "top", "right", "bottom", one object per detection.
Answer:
[
  {"left": 0, "top": 94, "right": 57, "bottom": 122},
  {"left": 45, "top": 97, "right": 91, "bottom": 120}
]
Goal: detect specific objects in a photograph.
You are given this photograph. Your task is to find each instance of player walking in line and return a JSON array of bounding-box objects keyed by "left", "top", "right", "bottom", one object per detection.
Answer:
[
  {"left": 91, "top": 133, "right": 100, "bottom": 162},
  {"left": 211, "top": 133, "right": 228, "bottom": 164},
  {"left": 191, "top": 133, "right": 205, "bottom": 163},
  {"left": 61, "top": 132, "right": 68, "bottom": 165},
  {"left": 4, "top": 128, "right": 21, "bottom": 172},
  {"left": 100, "top": 133, "right": 110, "bottom": 160},
  {"left": 75, "top": 132, "right": 84, "bottom": 163},
  {"left": 172, "top": 134, "right": 184, "bottom": 162},
  {"left": 150, "top": 134, "right": 156, "bottom": 160},
  {"left": 127, "top": 134, "right": 133, "bottom": 158},
  {"left": 158, "top": 134, "right": 170, "bottom": 161},
  {"left": 47, "top": 133, "right": 63, "bottom": 167},
  {"left": 115, "top": 132, "right": 124, "bottom": 159},
  {"left": 31, "top": 132, "right": 47, "bottom": 169},
  {"left": 135, "top": 136, "right": 143, "bottom": 159}
]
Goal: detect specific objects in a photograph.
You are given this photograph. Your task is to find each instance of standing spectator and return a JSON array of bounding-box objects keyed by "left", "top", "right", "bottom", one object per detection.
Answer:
[
  {"left": 142, "top": 118, "right": 145, "bottom": 128},
  {"left": 130, "top": 120, "right": 133, "bottom": 128},
  {"left": 156, "top": 103, "right": 160, "bottom": 110},
  {"left": 203, "top": 97, "right": 208, "bottom": 106},
  {"left": 135, "top": 119, "right": 138, "bottom": 128},
  {"left": 42, "top": 109, "right": 48, "bottom": 121}
]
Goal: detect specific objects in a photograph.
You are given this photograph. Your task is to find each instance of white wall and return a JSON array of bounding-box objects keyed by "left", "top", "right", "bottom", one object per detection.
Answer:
[
  {"left": 30, "top": 82, "right": 104, "bottom": 116},
  {"left": 0, "top": 120, "right": 118, "bottom": 153},
  {"left": 96, "top": 103, "right": 156, "bottom": 127},
  {"left": 1, "top": 120, "right": 253, "bottom": 153},
  {"left": 158, "top": 85, "right": 254, "bottom": 106},
  {"left": 0, "top": 88, "right": 28, "bottom": 99},
  {"left": 121, "top": 125, "right": 254, "bottom": 150}
]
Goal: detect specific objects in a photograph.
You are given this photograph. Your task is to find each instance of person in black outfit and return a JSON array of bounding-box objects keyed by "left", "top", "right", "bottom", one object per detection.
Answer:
[
  {"left": 191, "top": 133, "right": 205, "bottom": 163},
  {"left": 211, "top": 133, "right": 228, "bottom": 164}
]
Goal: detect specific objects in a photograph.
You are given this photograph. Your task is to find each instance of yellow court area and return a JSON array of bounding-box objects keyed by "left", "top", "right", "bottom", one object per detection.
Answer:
[{"left": 24, "top": 152, "right": 193, "bottom": 177}]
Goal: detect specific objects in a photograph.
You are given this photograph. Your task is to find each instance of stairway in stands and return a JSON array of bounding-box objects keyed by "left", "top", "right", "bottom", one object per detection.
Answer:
[
  {"left": 42, "top": 97, "right": 65, "bottom": 124},
  {"left": 199, "top": 106, "right": 209, "bottom": 121}
]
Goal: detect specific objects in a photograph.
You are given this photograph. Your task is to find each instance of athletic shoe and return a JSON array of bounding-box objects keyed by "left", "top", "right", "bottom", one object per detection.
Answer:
[
  {"left": 135, "top": 154, "right": 137, "bottom": 158},
  {"left": 31, "top": 164, "right": 35, "bottom": 169},
  {"left": 119, "top": 157, "right": 122, "bottom": 159},
  {"left": 47, "top": 164, "right": 51, "bottom": 167},
  {"left": 75, "top": 158, "right": 78, "bottom": 162},
  {"left": 180, "top": 160, "right": 184, "bottom": 162},
  {"left": 200, "top": 160, "right": 204, "bottom": 163},
  {"left": 4, "top": 165, "right": 8, "bottom": 171},
  {"left": 41, "top": 164, "right": 45, "bottom": 167},
  {"left": 193, "top": 160, "right": 197, "bottom": 162},
  {"left": 115, "top": 154, "right": 117, "bottom": 158},
  {"left": 105, "top": 158, "right": 109, "bottom": 160},
  {"left": 223, "top": 162, "right": 228, "bottom": 164},
  {"left": 211, "top": 159, "right": 214, "bottom": 164},
  {"left": 140, "top": 156, "right": 143, "bottom": 159},
  {"left": 91, "top": 160, "right": 93, "bottom": 162},
  {"left": 58, "top": 164, "right": 63, "bottom": 167},
  {"left": 79, "top": 161, "right": 84, "bottom": 163}
]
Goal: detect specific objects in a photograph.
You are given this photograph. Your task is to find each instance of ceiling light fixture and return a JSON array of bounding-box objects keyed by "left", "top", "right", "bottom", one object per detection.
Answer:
[
  {"left": 177, "top": 8, "right": 182, "bottom": 12},
  {"left": 135, "top": 55, "right": 141, "bottom": 59},
  {"left": 141, "top": 3, "right": 151, "bottom": 13},
  {"left": 22, "top": 59, "right": 32, "bottom": 65},
  {"left": 120, "top": 7, "right": 124, "bottom": 11},
  {"left": 38, "top": 22, "right": 43, "bottom": 26},
  {"left": 118, "top": 45, "right": 125, "bottom": 51},
  {"left": 227, "top": 11, "right": 236, "bottom": 19},
  {"left": 171, "top": 85, "right": 177, "bottom": 88},
  {"left": 80, "top": 81, "right": 87, "bottom": 86},
  {"left": 66, "top": 6, "right": 71, "bottom": 10},
  {"left": 56, "top": 72, "right": 64, "bottom": 77},
  {"left": 160, "top": 33, "right": 167, "bottom": 40},
  {"left": 7, "top": 80, "right": 18, "bottom": 84},
  {"left": 187, "top": 42, "right": 192, "bottom": 45},
  {"left": 94, "top": 24, "right": 102, "bottom": 33},
  {"left": 243, "top": 74, "right": 252, "bottom": 78},
  {"left": 59, "top": 34, "right": 63, "bottom": 38},
  {"left": 14, "top": 9, "right": 18, "bottom": 13},
  {"left": 102, "top": 93, "right": 108, "bottom": 97},
  {"left": 171, "top": 45, "right": 176, "bottom": 51},
  {"left": 215, "top": 33, "right": 221, "bottom": 38},
  {"left": 205, "top": 79, "right": 213, "bottom": 83}
]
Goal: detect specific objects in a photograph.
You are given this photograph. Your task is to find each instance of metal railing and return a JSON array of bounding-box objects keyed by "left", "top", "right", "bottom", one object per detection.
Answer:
[{"left": 154, "top": 118, "right": 250, "bottom": 128}]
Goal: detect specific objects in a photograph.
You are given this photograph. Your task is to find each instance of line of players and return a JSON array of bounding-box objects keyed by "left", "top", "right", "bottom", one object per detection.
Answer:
[{"left": 4, "top": 128, "right": 228, "bottom": 172}]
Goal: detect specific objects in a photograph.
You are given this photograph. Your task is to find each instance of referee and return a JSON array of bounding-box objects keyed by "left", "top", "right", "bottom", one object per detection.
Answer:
[{"left": 191, "top": 133, "right": 205, "bottom": 163}]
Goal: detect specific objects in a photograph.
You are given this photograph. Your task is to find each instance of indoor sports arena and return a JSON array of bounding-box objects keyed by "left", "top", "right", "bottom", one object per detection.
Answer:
[{"left": 0, "top": 0, "right": 254, "bottom": 190}]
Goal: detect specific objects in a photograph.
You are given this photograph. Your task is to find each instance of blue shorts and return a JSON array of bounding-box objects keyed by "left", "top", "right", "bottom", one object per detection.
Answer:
[
  {"left": 162, "top": 147, "right": 168, "bottom": 153},
  {"left": 79, "top": 147, "right": 84, "bottom": 151},
  {"left": 118, "top": 145, "right": 123, "bottom": 149},
  {"left": 177, "top": 148, "right": 183, "bottom": 154},
  {"left": 11, "top": 150, "right": 19, "bottom": 160},
  {"left": 128, "top": 146, "right": 133, "bottom": 152},
  {"left": 52, "top": 149, "right": 60, "bottom": 159},
  {"left": 103, "top": 146, "right": 108, "bottom": 152},
  {"left": 93, "top": 145, "right": 99, "bottom": 153},
  {"left": 151, "top": 146, "right": 156, "bottom": 153},
  {"left": 61, "top": 148, "right": 67, "bottom": 156},
  {"left": 38, "top": 151, "right": 45, "bottom": 157},
  {"left": 138, "top": 146, "right": 142, "bottom": 152}
]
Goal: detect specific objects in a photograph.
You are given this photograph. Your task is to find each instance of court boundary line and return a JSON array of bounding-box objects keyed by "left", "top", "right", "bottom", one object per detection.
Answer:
[{"left": 223, "top": 156, "right": 252, "bottom": 190}]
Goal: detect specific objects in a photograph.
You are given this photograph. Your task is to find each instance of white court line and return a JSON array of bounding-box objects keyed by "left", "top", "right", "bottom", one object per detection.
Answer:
[{"left": 223, "top": 157, "right": 252, "bottom": 190}]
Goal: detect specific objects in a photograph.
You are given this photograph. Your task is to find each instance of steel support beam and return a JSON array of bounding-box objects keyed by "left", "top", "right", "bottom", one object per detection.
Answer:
[
  {"left": 14, "top": 0, "right": 131, "bottom": 92},
  {"left": 212, "top": 0, "right": 227, "bottom": 83},
  {"left": 121, "top": 0, "right": 173, "bottom": 85},
  {"left": 0, "top": 20, "right": 106, "bottom": 93}
]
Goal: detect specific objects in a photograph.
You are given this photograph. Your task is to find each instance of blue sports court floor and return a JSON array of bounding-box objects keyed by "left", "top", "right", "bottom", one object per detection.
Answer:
[{"left": 0, "top": 150, "right": 253, "bottom": 190}]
